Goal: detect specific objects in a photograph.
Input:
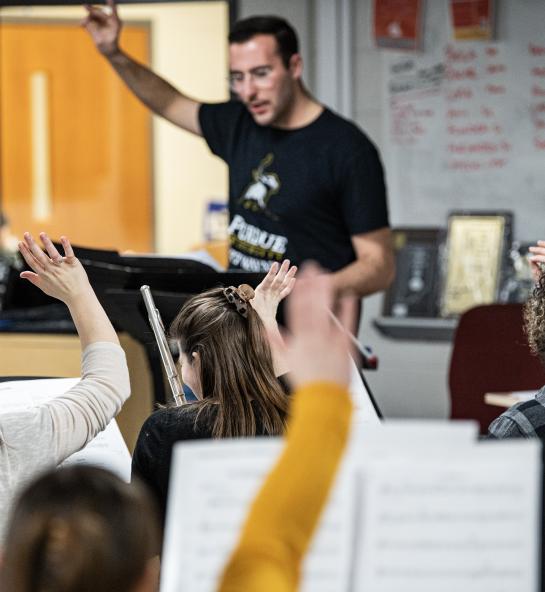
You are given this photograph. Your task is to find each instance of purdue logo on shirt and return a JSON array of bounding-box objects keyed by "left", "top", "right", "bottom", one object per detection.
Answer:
[{"left": 239, "top": 153, "right": 280, "bottom": 212}]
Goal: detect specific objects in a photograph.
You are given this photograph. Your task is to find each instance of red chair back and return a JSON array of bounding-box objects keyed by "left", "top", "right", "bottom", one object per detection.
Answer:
[{"left": 449, "top": 303, "right": 545, "bottom": 434}]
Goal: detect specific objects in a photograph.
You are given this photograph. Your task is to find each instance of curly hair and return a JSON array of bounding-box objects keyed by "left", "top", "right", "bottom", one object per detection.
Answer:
[{"left": 523, "top": 270, "right": 545, "bottom": 364}]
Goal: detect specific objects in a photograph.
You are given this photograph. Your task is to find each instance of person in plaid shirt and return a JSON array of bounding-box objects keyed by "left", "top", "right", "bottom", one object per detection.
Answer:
[{"left": 488, "top": 241, "right": 545, "bottom": 438}]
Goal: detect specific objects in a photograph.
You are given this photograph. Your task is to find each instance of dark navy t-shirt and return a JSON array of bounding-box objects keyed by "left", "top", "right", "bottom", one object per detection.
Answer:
[{"left": 199, "top": 101, "right": 389, "bottom": 272}]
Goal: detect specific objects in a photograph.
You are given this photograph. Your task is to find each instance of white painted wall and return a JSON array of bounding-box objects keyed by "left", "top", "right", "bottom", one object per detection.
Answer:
[{"left": 351, "top": 0, "right": 451, "bottom": 419}]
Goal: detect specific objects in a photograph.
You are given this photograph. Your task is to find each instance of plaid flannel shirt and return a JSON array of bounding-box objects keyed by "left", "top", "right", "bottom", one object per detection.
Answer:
[{"left": 487, "top": 385, "right": 545, "bottom": 438}]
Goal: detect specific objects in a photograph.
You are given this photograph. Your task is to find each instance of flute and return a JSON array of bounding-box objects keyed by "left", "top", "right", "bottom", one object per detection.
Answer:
[{"left": 140, "top": 285, "right": 186, "bottom": 406}]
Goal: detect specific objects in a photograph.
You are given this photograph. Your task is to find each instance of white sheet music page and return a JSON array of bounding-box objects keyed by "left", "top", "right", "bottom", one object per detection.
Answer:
[
  {"left": 352, "top": 429, "right": 541, "bottom": 592},
  {"left": 0, "top": 377, "right": 80, "bottom": 411},
  {"left": 161, "top": 438, "right": 354, "bottom": 592},
  {"left": 60, "top": 420, "right": 132, "bottom": 482},
  {"left": 0, "top": 377, "right": 131, "bottom": 481}
]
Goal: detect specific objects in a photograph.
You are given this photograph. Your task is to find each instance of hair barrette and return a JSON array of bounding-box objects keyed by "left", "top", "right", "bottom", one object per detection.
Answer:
[{"left": 223, "top": 286, "right": 252, "bottom": 318}]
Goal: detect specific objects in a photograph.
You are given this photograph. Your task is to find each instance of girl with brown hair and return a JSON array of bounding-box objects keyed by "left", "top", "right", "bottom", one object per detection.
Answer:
[{"left": 132, "top": 260, "right": 297, "bottom": 521}]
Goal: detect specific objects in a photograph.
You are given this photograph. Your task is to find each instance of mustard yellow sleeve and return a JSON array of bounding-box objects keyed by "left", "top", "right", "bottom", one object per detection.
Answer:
[{"left": 218, "top": 381, "right": 353, "bottom": 592}]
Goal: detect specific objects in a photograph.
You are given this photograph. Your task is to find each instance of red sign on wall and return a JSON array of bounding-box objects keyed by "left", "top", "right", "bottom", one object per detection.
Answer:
[
  {"left": 374, "top": 0, "right": 423, "bottom": 51},
  {"left": 450, "top": 0, "right": 495, "bottom": 40}
]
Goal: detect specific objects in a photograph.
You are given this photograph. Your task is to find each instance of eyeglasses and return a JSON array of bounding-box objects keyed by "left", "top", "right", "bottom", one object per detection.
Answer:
[{"left": 228, "top": 66, "right": 273, "bottom": 91}]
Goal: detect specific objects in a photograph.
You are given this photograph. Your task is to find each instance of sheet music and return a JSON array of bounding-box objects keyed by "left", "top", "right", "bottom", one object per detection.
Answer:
[
  {"left": 161, "top": 439, "right": 354, "bottom": 592},
  {"left": 352, "top": 437, "right": 540, "bottom": 592},
  {"left": 161, "top": 421, "right": 539, "bottom": 592},
  {"left": 60, "top": 420, "right": 132, "bottom": 482},
  {"left": 0, "top": 377, "right": 80, "bottom": 411},
  {"left": 0, "top": 377, "right": 131, "bottom": 481}
]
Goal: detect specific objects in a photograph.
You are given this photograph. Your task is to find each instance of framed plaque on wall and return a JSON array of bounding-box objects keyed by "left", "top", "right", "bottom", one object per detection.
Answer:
[{"left": 440, "top": 211, "right": 512, "bottom": 317}]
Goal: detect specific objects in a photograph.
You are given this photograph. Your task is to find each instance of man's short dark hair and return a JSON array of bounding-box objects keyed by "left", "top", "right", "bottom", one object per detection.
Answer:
[{"left": 229, "top": 16, "right": 299, "bottom": 68}]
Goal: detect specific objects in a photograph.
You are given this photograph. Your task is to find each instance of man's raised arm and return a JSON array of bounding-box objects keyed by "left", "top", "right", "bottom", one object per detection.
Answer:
[{"left": 82, "top": 0, "right": 202, "bottom": 136}]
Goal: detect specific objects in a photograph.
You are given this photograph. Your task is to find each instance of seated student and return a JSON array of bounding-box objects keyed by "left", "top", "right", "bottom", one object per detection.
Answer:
[
  {"left": 488, "top": 240, "right": 545, "bottom": 438},
  {"left": 219, "top": 264, "right": 355, "bottom": 591},
  {"left": 0, "top": 232, "right": 130, "bottom": 539},
  {"left": 132, "top": 261, "right": 297, "bottom": 521},
  {"left": 0, "top": 465, "right": 160, "bottom": 592}
]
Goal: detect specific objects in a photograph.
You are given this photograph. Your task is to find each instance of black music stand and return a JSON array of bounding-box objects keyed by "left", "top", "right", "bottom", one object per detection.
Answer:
[{"left": 0, "top": 243, "right": 123, "bottom": 327}]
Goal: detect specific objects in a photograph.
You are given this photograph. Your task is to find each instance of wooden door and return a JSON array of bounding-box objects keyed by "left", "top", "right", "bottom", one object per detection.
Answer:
[{"left": 0, "top": 22, "right": 152, "bottom": 252}]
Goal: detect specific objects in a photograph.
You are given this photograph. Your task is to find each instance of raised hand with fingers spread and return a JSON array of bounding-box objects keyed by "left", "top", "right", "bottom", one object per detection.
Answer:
[
  {"left": 251, "top": 260, "right": 297, "bottom": 325},
  {"left": 81, "top": 0, "right": 122, "bottom": 57},
  {"left": 529, "top": 240, "right": 545, "bottom": 284},
  {"left": 19, "top": 233, "right": 91, "bottom": 305},
  {"left": 18, "top": 232, "right": 117, "bottom": 347},
  {"left": 250, "top": 260, "right": 297, "bottom": 377}
]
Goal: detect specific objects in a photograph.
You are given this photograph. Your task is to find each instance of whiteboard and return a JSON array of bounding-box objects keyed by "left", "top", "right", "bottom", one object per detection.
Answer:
[{"left": 382, "top": 0, "right": 545, "bottom": 241}]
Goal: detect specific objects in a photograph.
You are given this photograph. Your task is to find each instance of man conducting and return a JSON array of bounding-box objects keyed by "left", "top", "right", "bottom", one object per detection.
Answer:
[{"left": 83, "top": 1, "right": 395, "bottom": 297}]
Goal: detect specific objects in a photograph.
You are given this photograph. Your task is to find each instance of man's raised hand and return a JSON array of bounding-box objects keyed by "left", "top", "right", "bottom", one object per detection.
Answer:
[{"left": 81, "top": 0, "right": 122, "bottom": 57}]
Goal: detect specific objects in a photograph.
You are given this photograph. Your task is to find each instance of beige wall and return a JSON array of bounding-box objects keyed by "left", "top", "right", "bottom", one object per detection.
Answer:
[{"left": 1, "top": 2, "right": 229, "bottom": 255}]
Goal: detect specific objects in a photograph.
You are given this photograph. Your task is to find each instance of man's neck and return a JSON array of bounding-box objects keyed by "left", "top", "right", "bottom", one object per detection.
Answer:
[{"left": 273, "top": 87, "right": 323, "bottom": 130}]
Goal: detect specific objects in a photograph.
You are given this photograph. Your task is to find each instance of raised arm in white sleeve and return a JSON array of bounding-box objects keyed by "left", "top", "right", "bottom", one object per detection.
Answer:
[{"left": 0, "top": 233, "right": 131, "bottom": 540}]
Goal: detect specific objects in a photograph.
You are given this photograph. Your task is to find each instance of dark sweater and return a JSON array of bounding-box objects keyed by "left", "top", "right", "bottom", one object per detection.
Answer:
[{"left": 132, "top": 401, "right": 283, "bottom": 524}]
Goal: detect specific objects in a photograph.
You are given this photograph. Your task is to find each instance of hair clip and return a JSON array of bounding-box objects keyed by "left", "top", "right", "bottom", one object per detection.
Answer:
[
  {"left": 223, "top": 286, "right": 250, "bottom": 318},
  {"left": 237, "top": 284, "right": 255, "bottom": 301}
]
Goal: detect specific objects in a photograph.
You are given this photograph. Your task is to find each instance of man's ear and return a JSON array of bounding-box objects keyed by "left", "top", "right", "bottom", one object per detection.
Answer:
[{"left": 289, "top": 53, "right": 303, "bottom": 80}]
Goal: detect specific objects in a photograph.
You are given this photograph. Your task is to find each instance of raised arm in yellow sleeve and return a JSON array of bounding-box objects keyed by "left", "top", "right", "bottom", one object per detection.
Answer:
[{"left": 218, "top": 263, "right": 356, "bottom": 592}]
